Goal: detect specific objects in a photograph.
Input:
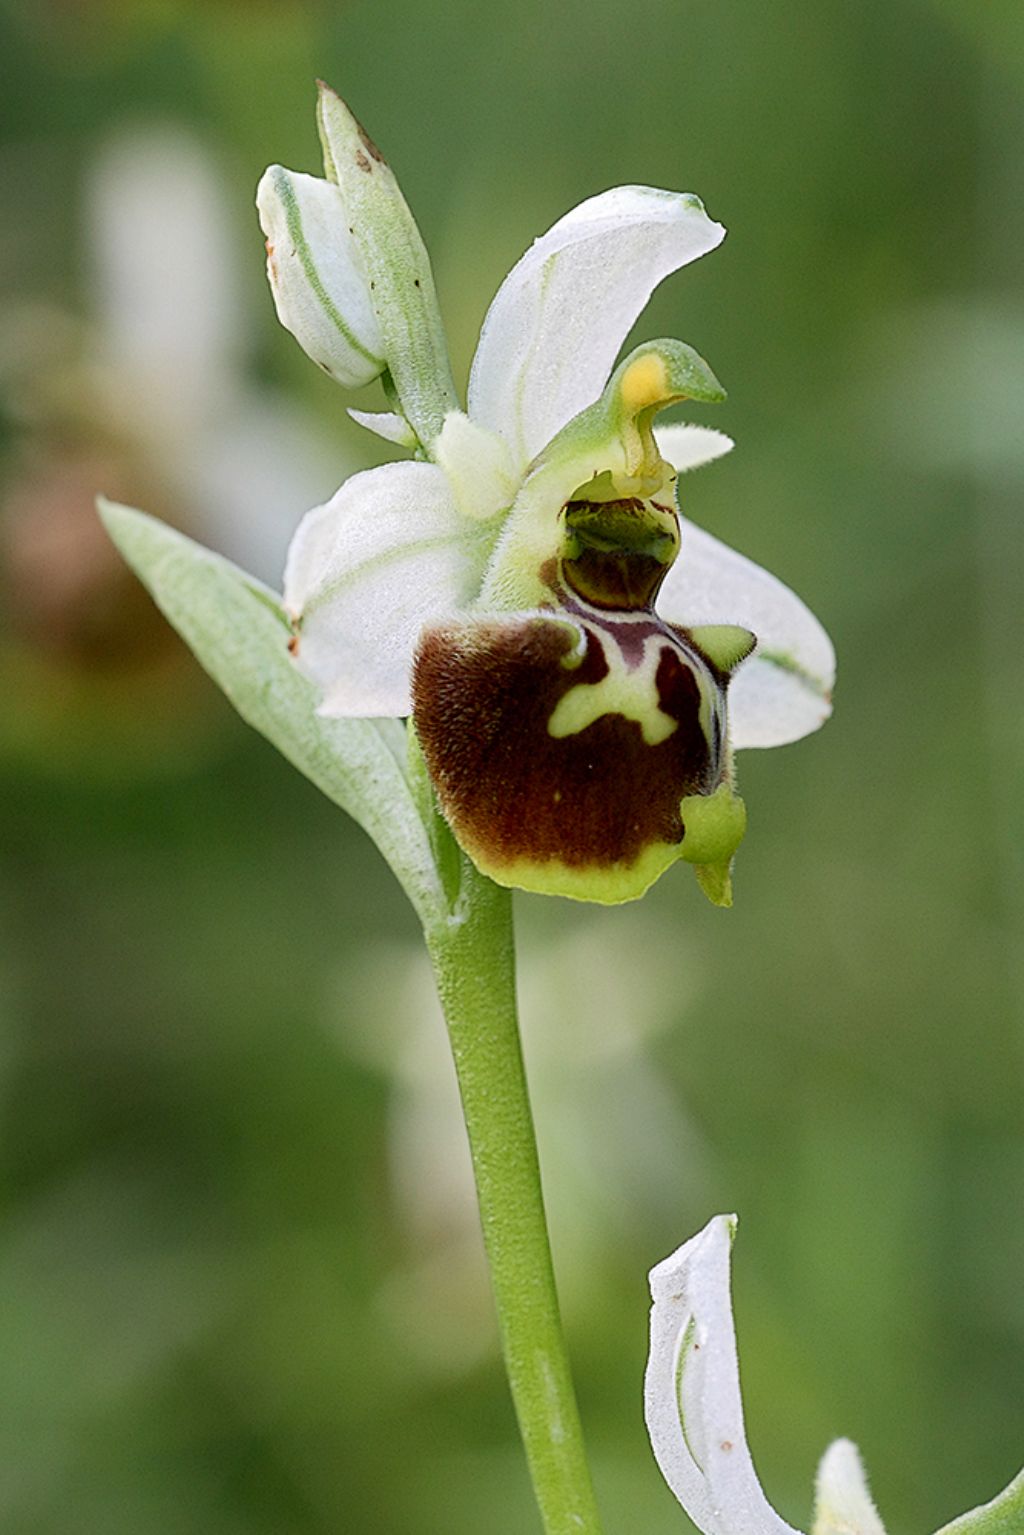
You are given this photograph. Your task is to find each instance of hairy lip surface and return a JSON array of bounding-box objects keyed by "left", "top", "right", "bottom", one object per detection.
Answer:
[{"left": 413, "top": 610, "right": 723, "bottom": 876}]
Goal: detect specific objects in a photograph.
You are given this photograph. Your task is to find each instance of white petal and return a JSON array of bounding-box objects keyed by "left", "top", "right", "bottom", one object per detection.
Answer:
[
  {"left": 655, "top": 423, "right": 735, "bottom": 474},
  {"left": 813, "top": 1441, "right": 887, "bottom": 1535},
  {"left": 658, "top": 522, "right": 835, "bottom": 749},
  {"left": 434, "top": 410, "right": 520, "bottom": 521},
  {"left": 256, "top": 165, "right": 385, "bottom": 388},
  {"left": 645, "top": 1215, "right": 802, "bottom": 1535},
  {"left": 284, "top": 461, "right": 494, "bottom": 717},
  {"left": 468, "top": 186, "right": 725, "bottom": 471},
  {"left": 347, "top": 409, "right": 418, "bottom": 449}
]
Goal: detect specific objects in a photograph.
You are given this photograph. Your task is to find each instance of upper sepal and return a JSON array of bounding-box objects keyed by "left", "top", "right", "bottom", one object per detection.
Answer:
[
  {"left": 468, "top": 183, "right": 726, "bottom": 470},
  {"left": 256, "top": 164, "right": 386, "bottom": 387}
]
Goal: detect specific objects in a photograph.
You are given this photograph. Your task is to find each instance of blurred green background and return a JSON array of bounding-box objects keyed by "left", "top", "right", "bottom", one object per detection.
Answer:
[{"left": 1, "top": 1, "right": 1022, "bottom": 1531}]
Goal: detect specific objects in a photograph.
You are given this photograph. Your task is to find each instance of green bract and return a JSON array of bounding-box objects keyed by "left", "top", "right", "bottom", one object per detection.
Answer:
[{"left": 107, "top": 85, "right": 836, "bottom": 909}]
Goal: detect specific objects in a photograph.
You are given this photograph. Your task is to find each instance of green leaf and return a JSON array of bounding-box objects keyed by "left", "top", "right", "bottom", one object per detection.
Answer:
[
  {"left": 316, "top": 83, "right": 458, "bottom": 450},
  {"left": 932, "top": 1468, "right": 1024, "bottom": 1535},
  {"left": 98, "top": 500, "right": 446, "bottom": 929}
]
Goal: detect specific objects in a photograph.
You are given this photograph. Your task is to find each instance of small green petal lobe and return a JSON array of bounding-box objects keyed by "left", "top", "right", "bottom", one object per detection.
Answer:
[
  {"left": 680, "top": 784, "right": 747, "bottom": 908},
  {"left": 689, "top": 624, "right": 757, "bottom": 674}
]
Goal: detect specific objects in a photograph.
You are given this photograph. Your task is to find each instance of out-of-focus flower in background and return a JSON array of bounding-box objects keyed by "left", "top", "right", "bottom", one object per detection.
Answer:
[
  {"left": 334, "top": 908, "right": 712, "bottom": 1377},
  {"left": 0, "top": 124, "right": 342, "bottom": 773}
]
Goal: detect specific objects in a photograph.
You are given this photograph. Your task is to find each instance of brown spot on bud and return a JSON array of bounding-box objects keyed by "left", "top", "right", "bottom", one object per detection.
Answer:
[
  {"left": 355, "top": 149, "right": 372, "bottom": 173},
  {"left": 287, "top": 633, "right": 300, "bottom": 657},
  {"left": 413, "top": 611, "right": 724, "bottom": 882},
  {"left": 357, "top": 124, "right": 386, "bottom": 164}
]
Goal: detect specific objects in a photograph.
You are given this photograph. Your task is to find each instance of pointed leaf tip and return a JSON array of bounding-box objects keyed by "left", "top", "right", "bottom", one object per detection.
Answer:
[
  {"left": 312, "top": 83, "right": 456, "bottom": 447},
  {"left": 316, "top": 81, "right": 389, "bottom": 172}
]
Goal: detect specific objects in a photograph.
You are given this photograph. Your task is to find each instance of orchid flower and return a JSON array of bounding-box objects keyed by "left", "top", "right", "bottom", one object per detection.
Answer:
[
  {"left": 646, "top": 1215, "right": 1024, "bottom": 1535},
  {"left": 255, "top": 84, "right": 834, "bottom": 907}
]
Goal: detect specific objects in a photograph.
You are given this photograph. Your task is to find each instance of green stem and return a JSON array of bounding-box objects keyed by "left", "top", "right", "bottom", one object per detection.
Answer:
[{"left": 425, "top": 858, "right": 605, "bottom": 1535}]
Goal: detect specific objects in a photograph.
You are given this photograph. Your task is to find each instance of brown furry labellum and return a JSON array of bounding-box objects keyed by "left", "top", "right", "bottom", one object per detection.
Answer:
[{"left": 412, "top": 604, "right": 731, "bottom": 901}]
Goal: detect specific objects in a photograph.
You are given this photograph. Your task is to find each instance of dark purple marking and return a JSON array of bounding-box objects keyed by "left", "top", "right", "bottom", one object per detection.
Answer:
[{"left": 413, "top": 612, "right": 724, "bottom": 874}]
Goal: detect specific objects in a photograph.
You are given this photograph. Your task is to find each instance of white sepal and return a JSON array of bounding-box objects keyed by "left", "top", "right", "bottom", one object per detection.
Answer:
[
  {"left": 469, "top": 185, "right": 726, "bottom": 471},
  {"left": 434, "top": 410, "right": 519, "bottom": 521},
  {"left": 813, "top": 1441, "right": 887, "bottom": 1535},
  {"left": 658, "top": 521, "right": 835, "bottom": 749},
  {"left": 347, "top": 408, "right": 418, "bottom": 449},
  {"left": 645, "top": 1215, "right": 802, "bottom": 1535},
  {"left": 256, "top": 165, "right": 385, "bottom": 388},
  {"left": 655, "top": 423, "right": 735, "bottom": 474},
  {"left": 284, "top": 461, "right": 495, "bottom": 718}
]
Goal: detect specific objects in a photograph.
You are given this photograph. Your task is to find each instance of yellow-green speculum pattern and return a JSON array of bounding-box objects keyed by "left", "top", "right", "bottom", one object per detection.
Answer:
[{"left": 414, "top": 342, "right": 754, "bottom": 906}]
